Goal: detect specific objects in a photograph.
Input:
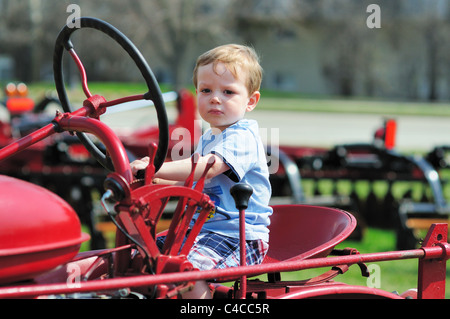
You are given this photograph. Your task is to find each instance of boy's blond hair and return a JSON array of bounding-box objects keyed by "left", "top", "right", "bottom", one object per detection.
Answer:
[{"left": 193, "top": 44, "right": 263, "bottom": 95}]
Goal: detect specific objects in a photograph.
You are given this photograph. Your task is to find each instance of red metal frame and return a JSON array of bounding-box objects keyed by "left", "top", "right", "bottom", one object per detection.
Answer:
[
  {"left": 0, "top": 221, "right": 447, "bottom": 298},
  {"left": 417, "top": 223, "right": 448, "bottom": 299}
]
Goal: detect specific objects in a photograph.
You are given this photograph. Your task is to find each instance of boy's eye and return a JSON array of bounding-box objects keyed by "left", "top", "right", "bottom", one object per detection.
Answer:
[
  {"left": 201, "top": 88, "right": 211, "bottom": 93},
  {"left": 224, "top": 90, "right": 234, "bottom": 95}
]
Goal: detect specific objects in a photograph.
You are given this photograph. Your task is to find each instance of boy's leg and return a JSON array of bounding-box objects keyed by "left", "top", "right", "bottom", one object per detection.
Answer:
[
  {"left": 157, "top": 231, "right": 269, "bottom": 270},
  {"left": 156, "top": 232, "right": 269, "bottom": 299},
  {"left": 187, "top": 232, "right": 269, "bottom": 270}
]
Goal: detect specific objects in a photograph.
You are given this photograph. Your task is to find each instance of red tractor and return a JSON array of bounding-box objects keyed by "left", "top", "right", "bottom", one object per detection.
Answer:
[{"left": 0, "top": 17, "right": 448, "bottom": 300}]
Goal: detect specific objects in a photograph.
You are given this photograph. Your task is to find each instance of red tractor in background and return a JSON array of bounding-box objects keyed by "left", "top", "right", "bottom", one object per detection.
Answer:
[{"left": 0, "top": 17, "right": 448, "bottom": 300}]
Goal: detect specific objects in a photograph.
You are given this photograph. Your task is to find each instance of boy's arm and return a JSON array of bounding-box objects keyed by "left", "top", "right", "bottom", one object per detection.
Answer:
[
  {"left": 130, "top": 154, "right": 230, "bottom": 182},
  {"left": 154, "top": 153, "right": 229, "bottom": 181},
  {"left": 152, "top": 178, "right": 184, "bottom": 186}
]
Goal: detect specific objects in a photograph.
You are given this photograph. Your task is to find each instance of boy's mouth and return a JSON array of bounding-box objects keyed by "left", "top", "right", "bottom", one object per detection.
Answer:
[{"left": 208, "top": 109, "right": 224, "bottom": 115}]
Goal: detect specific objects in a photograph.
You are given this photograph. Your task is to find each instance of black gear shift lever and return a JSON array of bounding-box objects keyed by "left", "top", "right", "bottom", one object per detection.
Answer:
[
  {"left": 229, "top": 183, "right": 253, "bottom": 299},
  {"left": 230, "top": 183, "right": 253, "bottom": 210}
]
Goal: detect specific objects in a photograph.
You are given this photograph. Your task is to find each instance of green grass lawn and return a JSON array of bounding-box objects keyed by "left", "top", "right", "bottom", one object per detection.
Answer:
[
  {"left": 258, "top": 94, "right": 450, "bottom": 117},
  {"left": 24, "top": 81, "right": 450, "bottom": 117},
  {"left": 26, "top": 81, "right": 171, "bottom": 105}
]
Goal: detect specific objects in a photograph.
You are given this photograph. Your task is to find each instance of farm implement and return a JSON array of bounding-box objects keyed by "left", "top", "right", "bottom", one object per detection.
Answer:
[
  {"left": 0, "top": 17, "right": 448, "bottom": 300},
  {"left": 276, "top": 118, "right": 450, "bottom": 249}
]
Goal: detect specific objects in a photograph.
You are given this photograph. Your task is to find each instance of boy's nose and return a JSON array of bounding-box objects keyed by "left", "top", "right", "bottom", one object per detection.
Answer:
[{"left": 210, "top": 95, "right": 221, "bottom": 104}]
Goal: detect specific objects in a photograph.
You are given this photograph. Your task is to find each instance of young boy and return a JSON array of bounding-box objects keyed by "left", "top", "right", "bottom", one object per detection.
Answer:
[{"left": 131, "top": 44, "right": 272, "bottom": 295}]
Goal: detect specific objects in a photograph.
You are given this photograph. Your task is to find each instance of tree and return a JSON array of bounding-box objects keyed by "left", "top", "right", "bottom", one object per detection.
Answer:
[{"left": 123, "top": 0, "right": 235, "bottom": 90}]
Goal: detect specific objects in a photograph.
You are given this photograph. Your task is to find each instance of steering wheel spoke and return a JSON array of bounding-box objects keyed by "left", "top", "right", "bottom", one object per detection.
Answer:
[{"left": 67, "top": 48, "right": 92, "bottom": 99}]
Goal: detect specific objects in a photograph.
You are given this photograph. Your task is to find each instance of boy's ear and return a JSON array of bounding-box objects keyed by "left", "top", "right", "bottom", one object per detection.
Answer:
[{"left": 246, "top": 91, "right": 260, "bottom": 112}]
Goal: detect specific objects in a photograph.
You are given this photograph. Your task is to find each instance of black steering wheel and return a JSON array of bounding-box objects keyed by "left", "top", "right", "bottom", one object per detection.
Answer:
[{"left": 53, "top": 17, "right": 169, "bottom": 172}]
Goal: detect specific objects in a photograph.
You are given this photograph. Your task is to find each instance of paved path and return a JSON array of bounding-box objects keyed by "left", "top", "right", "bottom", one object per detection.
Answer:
[
  {"left": 248, "top": 110, "right": 450, "bottom": 152},
  {"left": 103, "top": 106, "right": 450, "bottom": 153}
]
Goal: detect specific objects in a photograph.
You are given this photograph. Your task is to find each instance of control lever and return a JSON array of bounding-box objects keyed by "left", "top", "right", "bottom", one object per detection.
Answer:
[
  {"left": 134, "top": 142, "right": 157, "bottom": 183},
  {"left": 230, "top": 183, "right": 253, "bottom": 210},
  {"left": 230, "top": 183, "right": 253, "bottom": 299},
  {"left": 145, "top": 142, "right": 157, "bottom": 185}
]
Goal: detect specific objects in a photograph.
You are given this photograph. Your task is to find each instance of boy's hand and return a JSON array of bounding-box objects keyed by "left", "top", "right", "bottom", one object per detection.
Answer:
[{"left": 130, "top": 156, "right": 150, "bottom": 175}]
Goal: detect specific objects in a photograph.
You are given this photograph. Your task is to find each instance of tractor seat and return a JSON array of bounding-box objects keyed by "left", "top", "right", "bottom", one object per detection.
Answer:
[{"left": 262, "top": 204, "right": 357, "bottom": 264}]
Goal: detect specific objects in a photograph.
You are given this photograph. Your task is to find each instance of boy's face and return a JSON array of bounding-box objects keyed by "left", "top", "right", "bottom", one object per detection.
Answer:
[{"left": 196, "top": 62, "right": 260, "bottom": 131}]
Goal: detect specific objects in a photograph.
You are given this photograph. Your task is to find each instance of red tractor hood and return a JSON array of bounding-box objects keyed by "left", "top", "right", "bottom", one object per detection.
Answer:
[{"left": 0, "top": 175, "right": 90, "bottom": 285}]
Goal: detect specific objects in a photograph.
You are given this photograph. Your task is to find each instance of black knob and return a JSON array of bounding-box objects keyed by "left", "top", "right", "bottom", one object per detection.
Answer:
[{"left": 230, "top": 183, "right": 253, "bottom": 210}]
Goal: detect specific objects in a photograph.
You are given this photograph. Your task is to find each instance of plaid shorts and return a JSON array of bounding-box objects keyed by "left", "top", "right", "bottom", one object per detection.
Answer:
[{"left": 157, "top": 231, "right": 268, "bottom": 271}]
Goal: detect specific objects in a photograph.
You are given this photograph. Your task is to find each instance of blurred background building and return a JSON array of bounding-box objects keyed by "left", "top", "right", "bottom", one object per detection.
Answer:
[{"left": 0, "top": 0, "right": 449, "bottom": 101}]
